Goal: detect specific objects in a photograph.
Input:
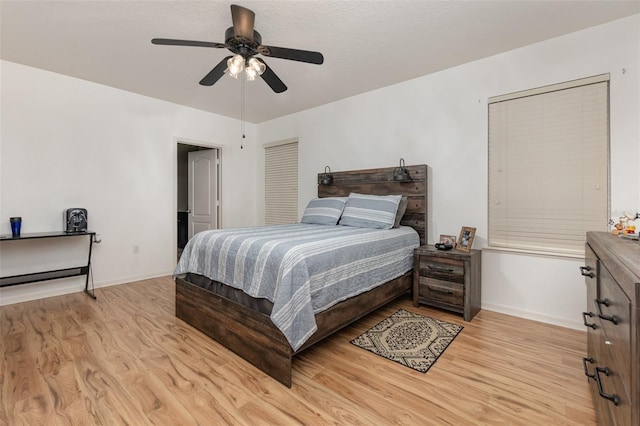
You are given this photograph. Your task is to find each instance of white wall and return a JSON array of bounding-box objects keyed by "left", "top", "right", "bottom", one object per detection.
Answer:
[
  {"left": 2, "top": 15, "right": 638, "bottom": 326},
  {"left": 256, "top": 15, "right": 640, "bottom": 329},
  {"left": 0, "top": 61, "right": 256, "bottom": 305}
]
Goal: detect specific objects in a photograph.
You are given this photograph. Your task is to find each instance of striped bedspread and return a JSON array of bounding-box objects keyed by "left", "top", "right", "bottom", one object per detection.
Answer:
[{"left": 174, "top": 223, "right": 419, "bottom": 351}]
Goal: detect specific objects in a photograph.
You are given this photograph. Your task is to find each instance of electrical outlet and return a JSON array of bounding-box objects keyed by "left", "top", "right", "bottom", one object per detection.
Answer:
[{"left": 133, "top": 245, "right": 140, "bottom": 254}]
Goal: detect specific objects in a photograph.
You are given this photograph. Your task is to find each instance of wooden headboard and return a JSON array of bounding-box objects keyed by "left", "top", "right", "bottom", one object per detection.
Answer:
[{"left": 317, "top": 164, "right": 428, "bottom": 246}]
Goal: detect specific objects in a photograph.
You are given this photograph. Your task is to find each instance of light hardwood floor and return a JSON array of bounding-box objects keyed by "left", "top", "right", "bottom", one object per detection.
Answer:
[{"left": 1, "top": 276, "right": 595, "bottom": 425}]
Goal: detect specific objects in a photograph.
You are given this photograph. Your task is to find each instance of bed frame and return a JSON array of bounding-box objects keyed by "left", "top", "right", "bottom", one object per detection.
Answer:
[{"left": 175, "top": 164, "right": 428, "bottom": 387}]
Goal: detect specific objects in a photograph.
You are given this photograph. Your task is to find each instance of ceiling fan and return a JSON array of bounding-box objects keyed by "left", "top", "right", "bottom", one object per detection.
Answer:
[{"left": 151, "top": 4, "right": 324, "bottom": 93}]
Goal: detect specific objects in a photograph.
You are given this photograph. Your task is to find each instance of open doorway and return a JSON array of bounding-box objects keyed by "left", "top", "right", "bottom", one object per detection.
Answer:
[{"left": 177, "top": 142, "right": 221, "bottom": 262}]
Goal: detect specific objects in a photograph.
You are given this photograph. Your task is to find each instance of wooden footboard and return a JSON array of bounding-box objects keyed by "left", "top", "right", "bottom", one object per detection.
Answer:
[
  {"left": 175, "top": 271, "right": 412, "bottom": 387},
  {"left": 176, "top": 275, "right": 293, "bottom": 386},
  {"left": 296, "top": 271, "right": 412, "bottom": 352}
]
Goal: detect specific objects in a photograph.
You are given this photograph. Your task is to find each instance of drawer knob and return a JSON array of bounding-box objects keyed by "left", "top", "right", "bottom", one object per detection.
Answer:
[
  {"left": 596, "top": 298, "right": 619, "bottom": 324},
  {"left": 582, "top": 357, "right": 595, "bottom": 379},
  {"left": 598, "top": 313, "right": 619, "bottom": 325},
  {"left": 594, "top": 367, "right": 621, "bottom": 406},
  {"left": 579, "top": 266, "right": 594, "bottom": 278},
  {"left": 582, "top": 312, "right": 597, "bottom": 329}
]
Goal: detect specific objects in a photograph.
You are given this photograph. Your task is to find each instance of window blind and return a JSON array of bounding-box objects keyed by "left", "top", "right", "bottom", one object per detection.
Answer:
[
  {"left": 488, "top": 76, "right": 609, "bottom": 256},
  {"left": 265, "top": 139, "right": 299, "bottom": 225}
]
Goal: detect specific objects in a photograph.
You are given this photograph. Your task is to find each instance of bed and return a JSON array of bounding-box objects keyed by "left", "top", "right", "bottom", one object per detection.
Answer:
[{"left": 174, "top": 164, "right": 428, "bottom": 387}]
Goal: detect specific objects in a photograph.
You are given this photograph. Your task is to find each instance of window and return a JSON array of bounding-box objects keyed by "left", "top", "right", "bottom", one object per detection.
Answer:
[
  {"left": 264, "top": 138, "right": 298, "bottom": 225},
  {"left": 488, "top": 75, "right": 609, "bottom": 256}
]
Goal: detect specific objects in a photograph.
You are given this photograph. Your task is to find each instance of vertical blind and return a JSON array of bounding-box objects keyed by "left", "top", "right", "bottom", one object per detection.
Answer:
[
  {"left": 488, "top": 75, "right": 609, "bottom": 256},
  {"left": 265, "top": 139, "right": 299, "bottom": 225}
]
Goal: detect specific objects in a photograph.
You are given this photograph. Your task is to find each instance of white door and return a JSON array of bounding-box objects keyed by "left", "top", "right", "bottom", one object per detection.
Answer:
[{"left": 188, "top": 149, "right": 219, "bottom": 239}]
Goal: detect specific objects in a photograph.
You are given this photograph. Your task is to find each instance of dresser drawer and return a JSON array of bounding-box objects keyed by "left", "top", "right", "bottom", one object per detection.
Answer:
[
  {"left": 418, "top": 257, "right": 464, "bottom": 284},
  {"left": 598, "top": 337, "right": 632, "bottom": 426},
  {"left": 418, "top": 276, "right": 464, "bottom": 308},
  {"left": 598, "top": 263, "right": 631, "bottom": 388}
]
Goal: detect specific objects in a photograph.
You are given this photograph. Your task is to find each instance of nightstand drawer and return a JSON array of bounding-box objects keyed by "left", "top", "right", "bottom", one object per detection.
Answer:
[
  {"left": 418, "top": 257, "right": 464, "bottom": 284},
  {"left": 418, "top": 277, "right": 464, "bottom": 307}
]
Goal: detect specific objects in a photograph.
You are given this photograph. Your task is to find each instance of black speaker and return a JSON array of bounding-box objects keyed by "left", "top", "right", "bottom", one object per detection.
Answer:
[{"left": 64, "top": 208, "right": 88, "bottom": 233}]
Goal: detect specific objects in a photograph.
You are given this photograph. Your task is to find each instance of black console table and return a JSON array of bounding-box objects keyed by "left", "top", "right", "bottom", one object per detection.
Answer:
[{"left": 0, "top": 231, "right": 97, "bottom": 299}]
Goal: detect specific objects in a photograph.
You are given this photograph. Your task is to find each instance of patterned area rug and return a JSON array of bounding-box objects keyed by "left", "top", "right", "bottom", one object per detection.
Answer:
[{"left": 350, "top": 309, "right": 463, "bottom": 373}]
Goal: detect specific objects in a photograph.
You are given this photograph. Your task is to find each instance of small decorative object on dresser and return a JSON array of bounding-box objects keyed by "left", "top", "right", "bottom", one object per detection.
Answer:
[
  {"left": 439, "top": 234, "right": 457, "bottom": 247},
  {"left": 581, "top": 232, "right": 639, "bottom": 425},
  {"left": 413, "top": 245, "right": 481, "bottom": 321},
  {"left": 456, "top": 226, "right": 476, "bottom": 253}
]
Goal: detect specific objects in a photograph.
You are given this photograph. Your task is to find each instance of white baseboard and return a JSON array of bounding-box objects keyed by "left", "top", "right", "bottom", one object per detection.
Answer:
[
  {"left": 92, "top": 270, "right": 175, "bottom": 289},
  {"left": 0, "top": 279, "right": 84, "bottom": 306},
  {"left": 0, "top": 270, "right": 174, "bottom": 306},
  {"left": 482, "top": 302, "right": 584, "bottom": 331}
]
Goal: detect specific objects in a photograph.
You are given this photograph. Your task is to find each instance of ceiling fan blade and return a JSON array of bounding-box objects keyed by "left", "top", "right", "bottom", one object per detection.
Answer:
[
  {"left": 256, "top": 58, "right": 287, "bottom": 93},
  {"left": 259, "top": 45, "right": 324, "bottom": 65},
  {"left": 152, "top": 38, "right": 227, "bottom": 49},
  {"left": 230, "top": 4, "right": 255, "bottom": 42},
  {"left": 199, "top": 56, "right": 232, "bottom": 86}
]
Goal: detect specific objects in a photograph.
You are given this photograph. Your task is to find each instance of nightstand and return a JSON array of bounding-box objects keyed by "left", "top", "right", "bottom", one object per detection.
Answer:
[{"left": 413, "top": 245, "right": 481, "bottom": 321}]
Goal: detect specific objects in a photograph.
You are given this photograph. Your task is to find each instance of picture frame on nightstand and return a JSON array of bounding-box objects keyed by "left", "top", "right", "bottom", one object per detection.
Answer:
[
  {"left": 456, "top": 226, "right": 476, "bottom": 252},
  {"left": 439, "top": 234, "right": 457, "bottom": 247}
]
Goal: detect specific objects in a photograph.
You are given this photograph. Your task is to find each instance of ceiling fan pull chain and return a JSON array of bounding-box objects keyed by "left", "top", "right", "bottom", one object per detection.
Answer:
[{"left": 240, "top": 75, "right": 245, "bottom": 149}]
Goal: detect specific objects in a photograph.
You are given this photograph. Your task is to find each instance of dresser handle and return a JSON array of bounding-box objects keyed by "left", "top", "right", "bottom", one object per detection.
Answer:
[
  {"left": 596, "top": 298, "right": 619, "bottom": 324},
  {"left": 582, "top": 312, "right": 597, "bottom": 329},
  {"left": 428, "top": 265, "right": 454, "bottom": 273},
  {"left": 427, "top": 285, "right": 454, "bottom": 294},
  {"left": 579, "top": 266, "right": 594, "bottom": 278},
  {"left": 594, "top": 367, "right": 620, "bottom": 406},
  {"left": 582, "top": 357, "right": 595, "bottom": 379},
  {"left": 598, "top": 313, "right": 619, "bottom": 325}
]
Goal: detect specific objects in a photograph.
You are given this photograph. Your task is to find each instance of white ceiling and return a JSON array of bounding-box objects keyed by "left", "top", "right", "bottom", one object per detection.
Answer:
[{"left": 2, "top": 1, "right": 638, "bottom": 123}]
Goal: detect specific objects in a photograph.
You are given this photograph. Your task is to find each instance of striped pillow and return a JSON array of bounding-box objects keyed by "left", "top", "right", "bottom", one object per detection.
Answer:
[
  {"left": 300, "top": 197, "right": 347, "bottom": 225},
  {"left": 339, "top": 193, "right": 402, "bottom": 230}
]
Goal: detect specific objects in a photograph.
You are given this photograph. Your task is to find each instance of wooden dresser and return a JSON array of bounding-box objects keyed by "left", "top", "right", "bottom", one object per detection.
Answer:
[{"left": 582, "top": 232, "right": 639, "bottom": 426}]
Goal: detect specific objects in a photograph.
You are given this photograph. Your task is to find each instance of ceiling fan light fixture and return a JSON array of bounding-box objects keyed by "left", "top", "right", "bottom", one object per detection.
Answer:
[
  {"left": 248, "top": 57, "right": 266, "bottom": 75},
  {"left": 245, "top": 67, "right": 257, "bottom": 81},
  {"left": 245, "top": 64, "right": 258, "bottom": 81},
  {"left": 226, "top": 54, "right": 244, "bottom": 78},
  {"left": 245, "top": 57, "right": 265, "bottom": 81}
]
